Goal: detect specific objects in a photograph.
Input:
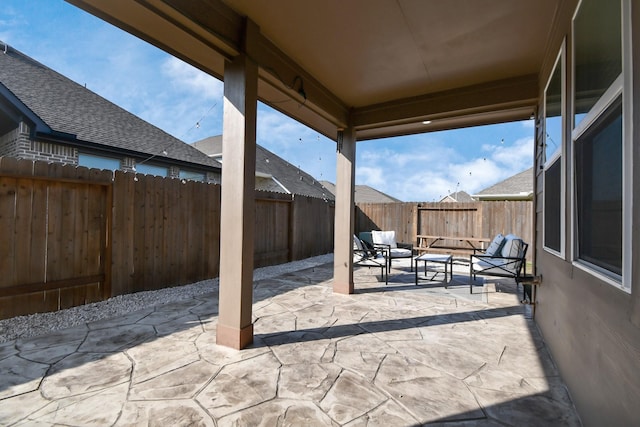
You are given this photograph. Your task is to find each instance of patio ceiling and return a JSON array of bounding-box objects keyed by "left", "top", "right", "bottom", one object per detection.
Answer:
[{"left": 66, "top": 0, "right": 562, "bottom": 141}]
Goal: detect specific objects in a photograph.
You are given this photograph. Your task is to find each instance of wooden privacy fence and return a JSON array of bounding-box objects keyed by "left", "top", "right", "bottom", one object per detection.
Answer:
[
  {"left": 356, "top": 201, "right": 532, "bottom": 258},
  {"left": 0, "top": 158, "right": 334, "bottom": 319}
]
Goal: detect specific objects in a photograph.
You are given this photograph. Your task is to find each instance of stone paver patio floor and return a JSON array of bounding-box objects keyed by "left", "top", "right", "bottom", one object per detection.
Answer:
[{"left": 0, "top": 259, "right": 581, "bottom": 426}]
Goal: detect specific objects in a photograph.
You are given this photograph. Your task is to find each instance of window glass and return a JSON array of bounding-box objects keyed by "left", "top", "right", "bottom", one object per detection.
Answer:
[
  {"left": 573, "top": 0, "right": 621, "bottom": 126},
  {"left": 78, "top": 153, "right": 120, "bottom": 171},
  {"left": 544, "top": 158, "right": 562, "bottom": 253},
  {"left": 545, "top": 57, "right": 562, "bottom": 162},
  {"left": 575, "top": 98, "right": 622, "bottom": 276},
  {"left": 136, "top": 163, "right": 168, "bottom": 177},
  {"left": 179, "top": 170, "right": 205, "bottom": 182}
]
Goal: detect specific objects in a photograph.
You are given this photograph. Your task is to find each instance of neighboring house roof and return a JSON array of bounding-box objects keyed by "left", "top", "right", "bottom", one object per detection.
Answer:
[
  {"left": 192, "top": 135, "right": 334, "bottom": 200},
  {"left": 0, "top": 42, "right": 220, "bottom": 171},
  {"left": 320, "top": 181, "right": 402, "bottom": 204},
  {"left": 473, "top": 167, "right": 534, "bottom": 200},
  {"left": 439, "top": 191, "right": 475, "bottom": 203}
]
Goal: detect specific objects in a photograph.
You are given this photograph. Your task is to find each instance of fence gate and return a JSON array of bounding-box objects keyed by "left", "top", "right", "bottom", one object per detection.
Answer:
[{"left": 0, "top": 159, "right": 111, "bottom": 319}]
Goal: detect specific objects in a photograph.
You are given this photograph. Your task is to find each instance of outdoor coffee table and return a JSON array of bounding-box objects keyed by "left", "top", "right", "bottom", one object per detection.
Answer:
[{"left": 415, "top": 253, "right": 453, "bottom": 286}]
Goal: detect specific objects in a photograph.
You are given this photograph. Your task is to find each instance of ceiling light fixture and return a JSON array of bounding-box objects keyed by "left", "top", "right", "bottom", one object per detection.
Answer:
[{"left": 422, "top": 120, "right": 432, "bottom": 125}]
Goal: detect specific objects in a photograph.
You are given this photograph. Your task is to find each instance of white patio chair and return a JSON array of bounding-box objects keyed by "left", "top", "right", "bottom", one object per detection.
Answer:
[
  {"left": 469, "top": 234, "right": 528, "bottom": 294},
  {"left": 370, "top": 230, "right": 414, "bottom": 272}
]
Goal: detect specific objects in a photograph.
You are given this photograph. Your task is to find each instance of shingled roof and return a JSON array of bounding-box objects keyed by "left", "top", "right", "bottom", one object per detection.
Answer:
[
  {"left": 473, "top": 167, "right": 533, "bottom": 200},
  {"left": 320, "top": 181, "right": 402, "bottom": 204},
  {"left": 192, "top": 135, "right": 334, "bottom": 200},
  {"left": 0, "top": 42, "right": 219, "bottom": 170},
  {"left": 439, "top": 190, "right": 475, "bottom": 203}
]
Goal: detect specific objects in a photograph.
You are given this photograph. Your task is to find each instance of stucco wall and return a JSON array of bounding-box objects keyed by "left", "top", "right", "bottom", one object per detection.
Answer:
[{"left": 534, "top": 2, "right": 640, "bottom": 425}]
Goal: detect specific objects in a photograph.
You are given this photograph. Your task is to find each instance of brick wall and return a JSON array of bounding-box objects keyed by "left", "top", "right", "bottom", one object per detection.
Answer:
[
  {"left": 26, "top": 140, "right": 77, "bottom": 164},
  {"left": 0, "top": 123, "right": 30, "bottom": 158},
  {"left": 0, "top": 121, "right": 77, "bottom": 164}
]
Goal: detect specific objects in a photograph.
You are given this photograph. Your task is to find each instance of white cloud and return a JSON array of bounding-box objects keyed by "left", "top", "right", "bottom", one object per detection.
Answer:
[
  {"left": 356, "top": 166, "right": 385, "bottom": 187},
  {"left": 355, "top": 130, "right": 533, "bottom": 202},
  {"left": 0, "top": 7, "right": 24, "bottom": 42},
  {"left": 162, "top": 57, "right": 223, "bottom": 100},
  {"left": 481, "top": 136, "right": 533, "bottom": 171},
  {"left": 521, "top": 119, "right": 535, "bottom": 129}
]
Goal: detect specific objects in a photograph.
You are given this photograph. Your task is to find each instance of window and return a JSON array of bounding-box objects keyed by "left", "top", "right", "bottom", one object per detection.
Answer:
[
  {"left": 136, "top": 163, "right": 168, "bottom": 177},
  {"left": 575, "top": 99, "right": 622, "bottom": 276},
  {"left": 179, "top": 170, "right": 205, "bottom": 182},
  {"left": 572, "top": 0, "right": 631, "bottom": 291},
  {"left": 543, "top": 46, "right": 564, "bottom": 255},
  {"left": 78, "top": 153, "right": 120, "bottom": 171},
  {"left": 544, "top": 159, "right": 562, "bottom": 253}
]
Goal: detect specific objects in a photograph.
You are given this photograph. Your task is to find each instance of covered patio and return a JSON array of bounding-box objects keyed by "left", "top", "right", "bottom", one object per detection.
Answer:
[
  {"left": 34, "top": 0, "right": 640, "bottom": 423},
  {"left": 64, "top": 0, "right": 556, "bottom": 350},
  {"left": 0, "top": 260, "right": 579, "bottom": 425}
]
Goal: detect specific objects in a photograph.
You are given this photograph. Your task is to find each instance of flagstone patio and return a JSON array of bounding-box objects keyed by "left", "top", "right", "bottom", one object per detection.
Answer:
[{"left": 0, "top": 259, "right": 581, "bottom": 426}]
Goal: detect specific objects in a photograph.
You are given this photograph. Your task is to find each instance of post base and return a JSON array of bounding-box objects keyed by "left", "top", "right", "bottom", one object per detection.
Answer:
[{"left": 216, "top": 323, "right": 254, "bottom": 350}]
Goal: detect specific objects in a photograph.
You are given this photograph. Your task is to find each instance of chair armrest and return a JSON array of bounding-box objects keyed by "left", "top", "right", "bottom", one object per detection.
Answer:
[
  {"left": 397, "top": 242, "right": 414, "bottom": 252},
  {"left": 373, "top": 243, "right": 391, "bottom": 250},
  {"left": 372, "top": 243, "right": 391, "bottom": 257}
]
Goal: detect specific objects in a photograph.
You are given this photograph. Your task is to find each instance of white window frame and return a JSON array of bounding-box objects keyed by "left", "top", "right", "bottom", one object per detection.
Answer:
[
  {"left": 543, "top": 43, "right": 566, "bottom": 258},
  {"left": 570, "top": 0, "right": 632, "bottom": 293}
]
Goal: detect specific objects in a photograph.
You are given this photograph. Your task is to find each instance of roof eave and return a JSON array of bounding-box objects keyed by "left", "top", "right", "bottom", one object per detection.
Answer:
[
  {"left": 0, "top": 84, "right": 53, "bottom": 135},
  {"left": 35, "top": 132, "right": 222, "bottom": 173},
  {"left": 472, "top": 192, "right": 533, "bottom": 201}
]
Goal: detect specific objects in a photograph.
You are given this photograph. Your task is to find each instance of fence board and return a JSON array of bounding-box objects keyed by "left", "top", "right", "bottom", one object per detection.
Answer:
[
  {"left": 177, "top": 179, "right": 189, "bottom": 285},
  {"left": 204, "top": 184, "right": 221, "bottom": 277},
  {"left": 0, "top": 174, "right": 17, "bottom": 288},
  {"left": 28, "top": 176, "right": 48, "bottom": 287},
  {"left": 111, "top": 171, "right": 134, "bottom": 296},
  {"left": 166, "top": 177, "right": 181, "bottom": 286},
  {"left": 14, "top": 163, "right": 33, "bottom": 286}
]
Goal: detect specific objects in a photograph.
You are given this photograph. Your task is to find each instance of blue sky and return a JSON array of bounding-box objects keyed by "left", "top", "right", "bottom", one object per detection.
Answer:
[{"left": 1, "top": 1, "right": 534, "bottom": 202}]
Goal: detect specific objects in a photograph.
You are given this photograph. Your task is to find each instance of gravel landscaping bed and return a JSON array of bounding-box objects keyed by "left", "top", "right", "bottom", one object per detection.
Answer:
[{"left": 0, "top": 253, "right": 333, "bottom": 343}]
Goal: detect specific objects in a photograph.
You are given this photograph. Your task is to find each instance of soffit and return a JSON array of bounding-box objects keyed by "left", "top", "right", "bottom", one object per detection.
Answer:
[
  {"left": 66, "top": 0, "right": 563, "bottom": 140},
  {"left": 228, "top": 0, "right": 555, "bottom": 106}
]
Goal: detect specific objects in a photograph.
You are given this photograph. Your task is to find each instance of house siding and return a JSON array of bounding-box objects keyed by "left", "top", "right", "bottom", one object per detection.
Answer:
[{"left": 534, "top": 1, "right": 640, "bottom": 425}]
